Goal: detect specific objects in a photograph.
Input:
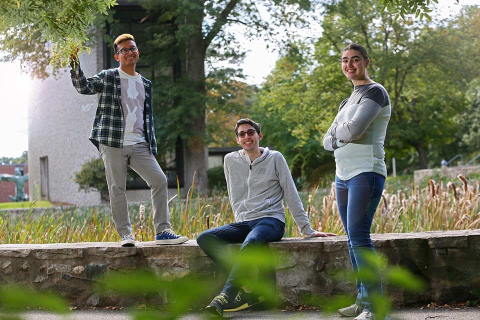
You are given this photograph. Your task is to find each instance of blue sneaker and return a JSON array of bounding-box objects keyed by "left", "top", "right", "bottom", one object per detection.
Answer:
[{"left": 155, "top": 229, "right": 188, "bottom": 245}]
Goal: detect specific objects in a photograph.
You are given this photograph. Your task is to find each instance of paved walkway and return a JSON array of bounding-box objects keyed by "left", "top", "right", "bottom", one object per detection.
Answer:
[{"left": 17, "top": 308, "right": 480, "bottom": 319}]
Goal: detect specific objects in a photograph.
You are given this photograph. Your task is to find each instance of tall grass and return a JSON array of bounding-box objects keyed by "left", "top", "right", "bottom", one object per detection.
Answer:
[
  {"left": 374, "top": 175, "right": 480, "bottom": 233},
  {"left": 0, "top": 176, "right": 479, "bottom": 244}
]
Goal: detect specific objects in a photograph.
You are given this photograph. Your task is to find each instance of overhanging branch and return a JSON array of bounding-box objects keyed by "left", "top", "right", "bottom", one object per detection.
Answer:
[
  {"left": 204, "top": 0, "right": 241, "bottom": 48},
  {"left": 226, "top": 18, "right": 248, "bottom": 26}
]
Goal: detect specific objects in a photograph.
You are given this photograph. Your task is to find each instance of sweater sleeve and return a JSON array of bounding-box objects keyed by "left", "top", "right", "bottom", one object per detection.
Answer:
[
  {"left": 276, "top": 153, "right": 316, "bottom": 236},
  {"left": 224, "top": 155, "right": 233, "bottom": 204},
  {"left": 322, "top": 121, "right": 337, "bottom": 152},
  {"left": 323, "top": 99, "right": 349, "bottom": 151},
  {"left": 334, "top": 95, "right": 383, "bottom": 143},
  {"left": 322, "top": 119, "right": 346, "bottom": 151},
  {"left": 70, "top": 63, "right": 105, "bottom": 95}
]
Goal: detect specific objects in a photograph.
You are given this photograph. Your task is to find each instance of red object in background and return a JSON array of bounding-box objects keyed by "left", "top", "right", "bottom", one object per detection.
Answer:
[{"left": 0, "top": 164, "right": 29, "bottom": 202}]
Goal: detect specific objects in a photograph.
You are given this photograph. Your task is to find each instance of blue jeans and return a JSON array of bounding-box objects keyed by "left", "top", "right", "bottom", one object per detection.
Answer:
[
  {"left": 335, "top": 172, "right": 385, "bottom": 310},
  {"left": 196, "top": 217, "right": 285, "bottom": 299}
]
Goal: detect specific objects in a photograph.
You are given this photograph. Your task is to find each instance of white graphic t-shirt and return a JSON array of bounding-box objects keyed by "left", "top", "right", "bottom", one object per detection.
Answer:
[{"left": 118, "top": 68, "right": 146, "bottom": 145}]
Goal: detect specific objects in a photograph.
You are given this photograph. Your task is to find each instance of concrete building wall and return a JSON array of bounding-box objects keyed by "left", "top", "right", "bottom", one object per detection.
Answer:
[{"left": 28, "top": 42, "right": 103, "bottom": 205}]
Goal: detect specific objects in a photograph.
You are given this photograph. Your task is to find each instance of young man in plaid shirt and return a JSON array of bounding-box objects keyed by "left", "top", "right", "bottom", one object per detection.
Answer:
[{"left": 70, "top": 34, "right": 187, "bottom": 247}]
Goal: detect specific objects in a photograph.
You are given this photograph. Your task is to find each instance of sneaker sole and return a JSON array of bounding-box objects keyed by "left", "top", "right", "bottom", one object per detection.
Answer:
[
  {"left": 337, "top": 308, "right": 362, "bottom": 317},
  {"left": 121, "top": 241, "right": 135, "bottom": 247},
  {"left": 155, "top": 237, "right": 188, "bottom": 245},
  {"left": 224, "top": 301, "right": 259, "bottom": 312},
  {"left": 204, "top": 305, "right": 223, "bottom": 316}
]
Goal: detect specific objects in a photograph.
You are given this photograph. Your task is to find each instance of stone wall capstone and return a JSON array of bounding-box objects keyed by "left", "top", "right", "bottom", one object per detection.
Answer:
[
  {"left": 413, "top": 165, "right": 480, "bottom": 184},
  {"left": 0, "top": 230, "right": 479, "bottom": 308}
]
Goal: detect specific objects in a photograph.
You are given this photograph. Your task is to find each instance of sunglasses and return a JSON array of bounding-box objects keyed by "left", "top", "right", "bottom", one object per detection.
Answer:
[
  {"left": 237, "top": 129, "right": 257, "bottom": 138},
  {"left": 117, "top": 46, "right": 138, "bottom": 55}
]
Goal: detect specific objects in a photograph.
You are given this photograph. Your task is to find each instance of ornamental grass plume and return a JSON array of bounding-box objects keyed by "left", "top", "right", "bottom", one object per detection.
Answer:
[{"left": 138, "top": 204, "right": 146, "bottom": 242}]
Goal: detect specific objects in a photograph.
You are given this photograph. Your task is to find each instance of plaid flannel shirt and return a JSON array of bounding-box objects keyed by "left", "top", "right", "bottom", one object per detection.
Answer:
[{"left": 70, "top": 65, "right": 158, "bottom": 155}]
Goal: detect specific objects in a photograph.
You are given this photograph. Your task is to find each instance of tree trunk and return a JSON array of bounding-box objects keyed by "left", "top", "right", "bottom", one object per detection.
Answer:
[
  {"left": 414, "top": 143, "right": 429, "bottom": 169},
  {"left": 182, "top": 8, "right": 209, "bottom": 195}
]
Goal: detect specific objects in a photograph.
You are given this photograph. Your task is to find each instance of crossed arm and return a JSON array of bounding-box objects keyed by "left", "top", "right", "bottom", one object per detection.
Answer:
[{"left": 323, "top": 98, "right": 382, "bottom": 151}]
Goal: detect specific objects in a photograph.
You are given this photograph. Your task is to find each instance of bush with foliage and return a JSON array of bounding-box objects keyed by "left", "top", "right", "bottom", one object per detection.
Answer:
[
  {"left": 207, "top": 166, "right": 226, "bottom": 192},
  {"left": 74, "top": 158, "right": 108, "bottom": 201}
]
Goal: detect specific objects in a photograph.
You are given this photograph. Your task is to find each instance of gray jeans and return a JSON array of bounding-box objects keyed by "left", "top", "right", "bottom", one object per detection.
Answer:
[{"left": 99, "top": 143, "right": 171, "bottom": 237}]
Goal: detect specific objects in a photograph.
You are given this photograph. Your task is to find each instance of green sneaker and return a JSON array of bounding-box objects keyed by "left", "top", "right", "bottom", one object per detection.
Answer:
[
  {"left": 224, "top": 289, "right": 262, "bottom": 312},
  {"left": 337, "top": 303, "right": 362, "bottom": 317}
]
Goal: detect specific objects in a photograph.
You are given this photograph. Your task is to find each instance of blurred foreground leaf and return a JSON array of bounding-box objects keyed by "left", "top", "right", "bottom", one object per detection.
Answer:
[
  {"left": 97, "top": 270, "right": 213, "bottom": 319},
  {"left": 0, "top": 284, "right": 69, "bottom": 314},
  {"left": 220, "top": 246, "right": 284, "bottom": 307},
  {"left": 386, "top": 266, "right": 425, "bottom": 292},
  {"left": 371, "top": 293, "right": 392, "bottom": 320}
]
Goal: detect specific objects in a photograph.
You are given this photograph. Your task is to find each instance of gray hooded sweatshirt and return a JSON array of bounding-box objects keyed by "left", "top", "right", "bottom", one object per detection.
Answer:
[{"left": 224, "top": 147, "right": 316, "bottom": 236}]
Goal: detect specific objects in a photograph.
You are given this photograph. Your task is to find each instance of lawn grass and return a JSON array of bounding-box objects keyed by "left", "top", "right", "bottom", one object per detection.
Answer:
[{"left": 0, "top": 201, "right": 53, "bottom": 210}]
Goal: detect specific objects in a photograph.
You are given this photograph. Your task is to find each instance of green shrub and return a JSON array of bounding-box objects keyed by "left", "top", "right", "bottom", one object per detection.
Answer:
[
  {"left": 74, "top": 158, "right": 109, "bottom": 201},
  {"left": 385, "top": 174, "right": 414, "bottom": 193},
  {"left": 207, "top": 166, "right": 226, "bottom": 192}
]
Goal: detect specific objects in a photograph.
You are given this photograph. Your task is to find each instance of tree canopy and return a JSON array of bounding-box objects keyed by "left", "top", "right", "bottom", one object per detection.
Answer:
[
  {"left": 0, "top": 151, "right": 28, "bottom": 165},
  {"left": 0, "top": 0, "right": 116, "bottom": 78},
  {"left": 0, "top": 0, "right": 439, "bottom": 75},
  {"left": 0, "top": 0, "right": 454, "bottom": 191},
  {"left": 253, "top": 1, "right": 480, "bottom": 184}
]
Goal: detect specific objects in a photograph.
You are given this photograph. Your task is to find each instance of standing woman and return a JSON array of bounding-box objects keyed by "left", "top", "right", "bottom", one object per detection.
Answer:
[{"left": 323, "top": 43, "right": 391, "bottom": 320}]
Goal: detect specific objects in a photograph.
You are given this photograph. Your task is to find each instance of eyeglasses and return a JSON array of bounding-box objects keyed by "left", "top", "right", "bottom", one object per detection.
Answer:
[
  {"left": 117, "top": 46, "right": 138, "bottom": 55},
  {"left": 237, "top": 129, "right": 257, "bottom": 138}
]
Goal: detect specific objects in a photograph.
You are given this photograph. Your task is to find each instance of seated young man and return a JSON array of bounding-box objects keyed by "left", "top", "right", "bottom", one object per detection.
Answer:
[{"left": 196, "top": 118, "right": 336, "bottom": 316}]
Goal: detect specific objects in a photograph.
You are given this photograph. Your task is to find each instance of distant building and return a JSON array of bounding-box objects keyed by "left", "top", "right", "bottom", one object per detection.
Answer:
[
  {"left": 0, "top": 164, "right": 29, "bottom": 202},
  {"left": 208, "top": 147, "right": 241, "bottom": 169}
]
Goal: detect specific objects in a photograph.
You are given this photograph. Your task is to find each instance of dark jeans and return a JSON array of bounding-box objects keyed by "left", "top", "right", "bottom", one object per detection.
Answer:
[
  {"left": 335, "top": 172, "right": 385, "bottom": 310},
  {"left": 196, "top": 217, "right": 285, "bottom": 299}
]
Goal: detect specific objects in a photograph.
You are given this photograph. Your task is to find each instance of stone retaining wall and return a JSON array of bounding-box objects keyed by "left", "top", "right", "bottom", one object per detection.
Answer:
[
  {"left": 0, "top": 230, "right": 479, "bottom": 308},
  {"left": 413, "top": 165, "right": 480, "bottom": 184}
]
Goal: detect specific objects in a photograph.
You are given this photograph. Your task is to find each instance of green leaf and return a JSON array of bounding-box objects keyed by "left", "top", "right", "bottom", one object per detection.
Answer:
[
  {"left": 0, "top": 315, "right": 23, "bottom": 320},
  {"left": 0, "top": 285, "right": 70, "bottom": 314},
  {"left": 96, "top": 270, "right": 167, "bottom": 295},
  {"left": 386, "top": 266, "right": 425, "bottom": 292},
  {"left": 371, "top": 293, "right": 392, "bottom": 320}
]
